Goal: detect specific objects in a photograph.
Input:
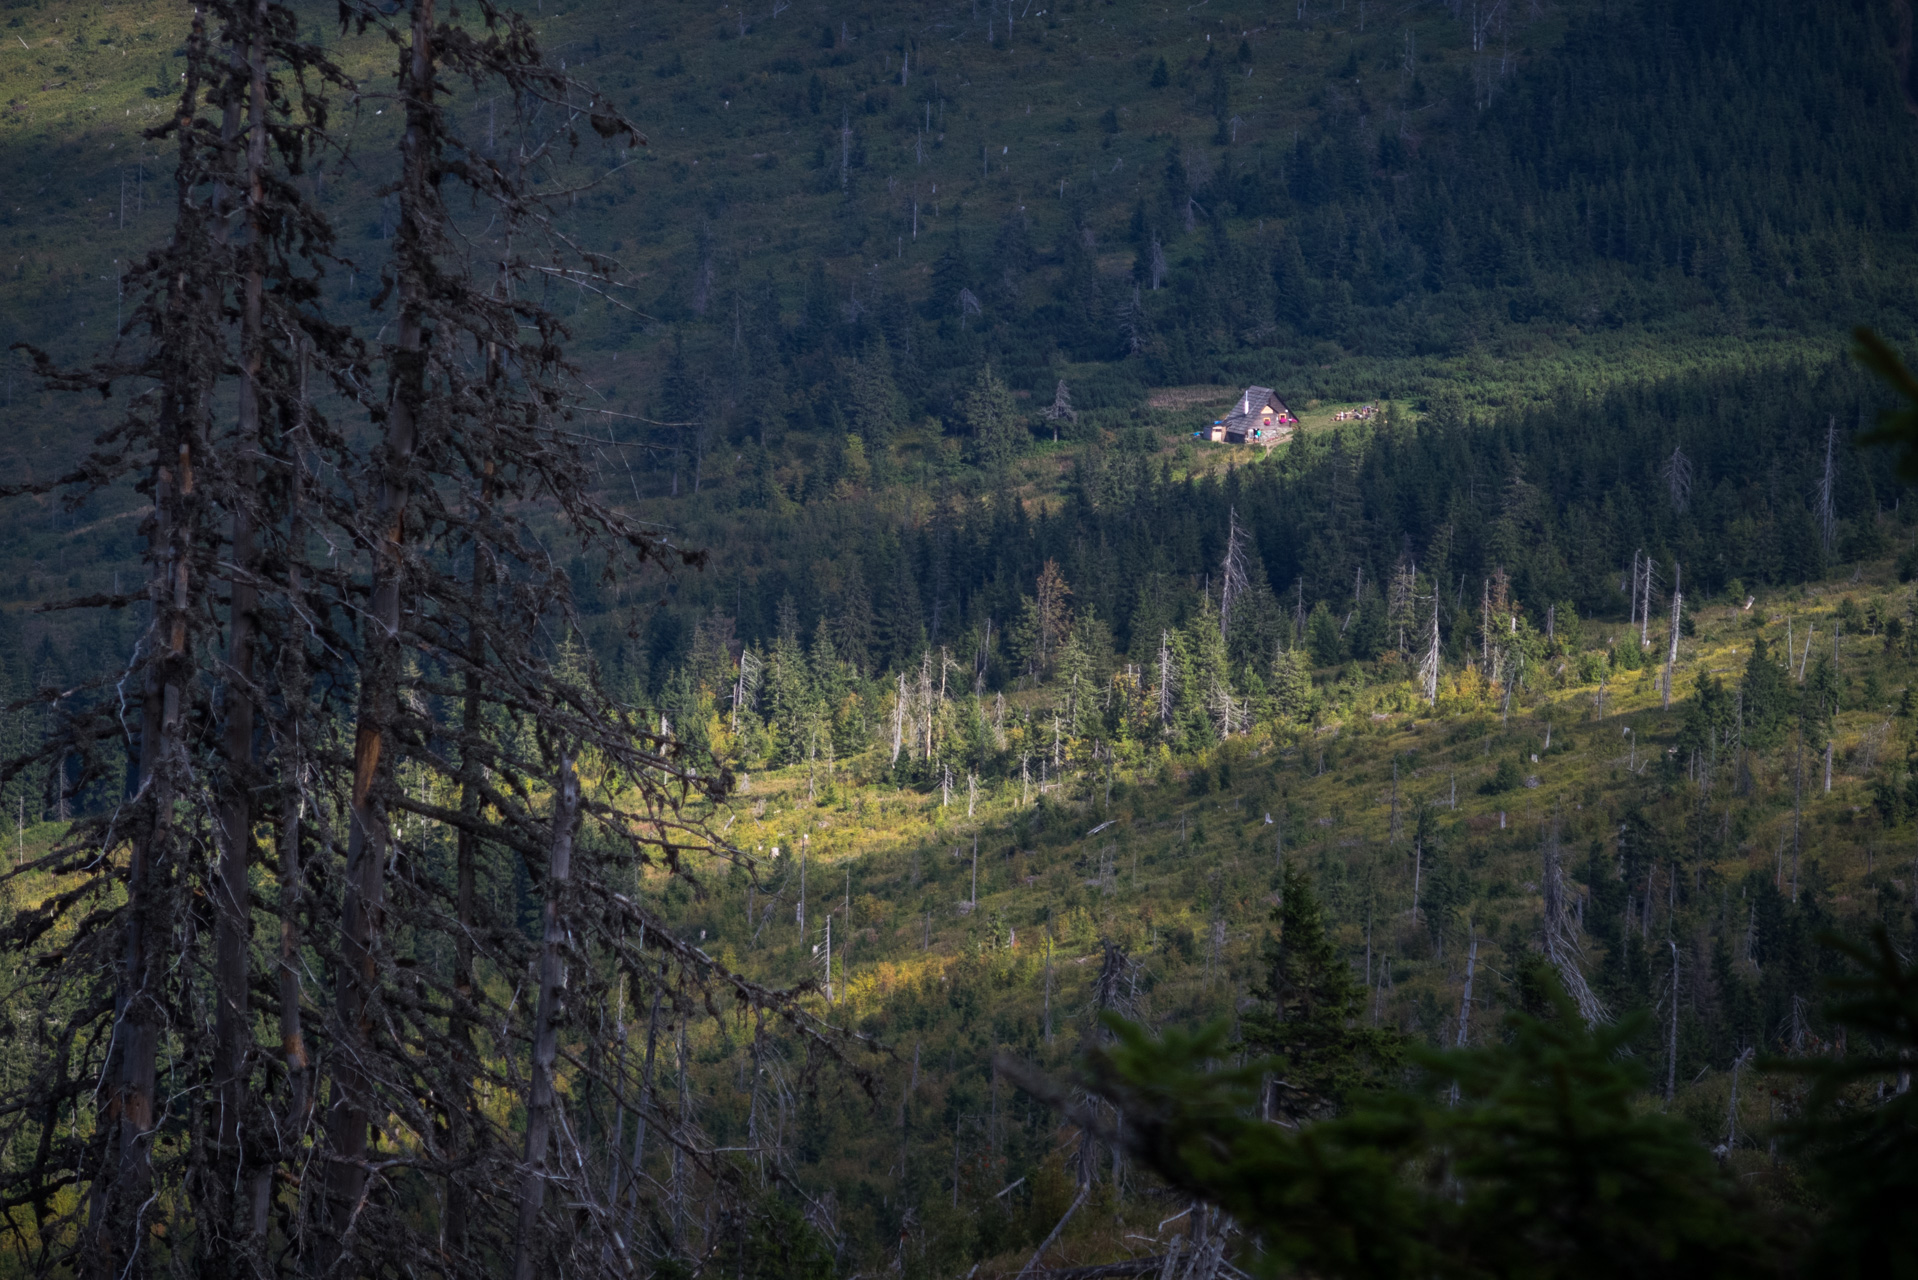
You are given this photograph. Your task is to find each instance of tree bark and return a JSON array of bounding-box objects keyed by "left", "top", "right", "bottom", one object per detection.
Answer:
[
  {"left": 1455, "top": 926, "right": 1477, "bottom": 1048},
  {"left": 252, "top": 355, "right": 315, "bottom": 1244},
  {"left": 513, "top": 754, "right": 581, "bottom": 1280},
  {"left": 327, "top": 0, "right": 433, "bottom": 1249},
  {"left": 93, "top": 433, "right": 190, "bottom": 1280},
  {"left": 94, "top": 236, "right": 206, "bottom": 1276},
  {"left": 212, "top": 6, "right": 270, "bottom": 1260},
  {"left": 622, "top": 988, "right": 663, "bottom": 1243},
  {"left": 444, "top": 465, "right": 494, "bottom": 1261}
]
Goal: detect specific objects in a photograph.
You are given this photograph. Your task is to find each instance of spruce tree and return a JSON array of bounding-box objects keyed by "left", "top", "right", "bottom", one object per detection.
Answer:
[
  {"left": 1306, "top": 600, "right": 1346, "bottom": 668},
  {"left": 844, "top": 337, "right": 905, "bottom": 449},
  {"left": 1242, "top": 862, "right": 1402, "bottom": 1120},
  {"left": 1015, "top": 975, "right": 1782, "bottom": 1280},
  {"left": 1269, "top": 646, "right": 1314, "bottom": 724},
  {"left": 1740, "top": 636, "right": 1793, "bottom": 750},
  {"left": 963, "top": 364, "right": 1026, "bottom": 470}
]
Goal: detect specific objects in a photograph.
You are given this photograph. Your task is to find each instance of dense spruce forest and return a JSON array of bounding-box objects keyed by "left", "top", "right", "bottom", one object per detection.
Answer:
[
  {"left": 5, "top": 0, "right": 1918, "bottom": 1276},
  {"left": 629, "top": 357, "right": 1899, "bottom": 742}
]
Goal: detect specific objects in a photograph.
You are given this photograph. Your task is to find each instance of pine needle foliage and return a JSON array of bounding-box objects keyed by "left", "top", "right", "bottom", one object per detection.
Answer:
[
  {"left": 1051, "top": 981, "right": 1786, "bottom": 1280},
  {"left": 1241, "top": 862, "right": 1402, "bottom": 1122}
]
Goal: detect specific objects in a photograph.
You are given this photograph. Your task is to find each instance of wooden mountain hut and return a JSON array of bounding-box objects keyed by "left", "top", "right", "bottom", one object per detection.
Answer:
[{"left": 1219, "top": 386, "right": 1295, "bottom": 446}]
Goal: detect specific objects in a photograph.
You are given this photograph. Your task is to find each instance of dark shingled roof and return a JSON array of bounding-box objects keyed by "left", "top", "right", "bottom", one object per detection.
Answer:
[{"left": 1221, "top": 386, "right": 1289, "bottom": 429}]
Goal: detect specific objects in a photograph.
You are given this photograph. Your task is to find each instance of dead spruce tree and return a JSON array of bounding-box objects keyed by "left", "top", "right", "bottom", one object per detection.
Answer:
[
  {"left": 0, "top": 1, "right": 873, "bottom": 1275},
  {"left": 1218, "top": 507, "right": 1251, "bottom": 640},
  {"left": 310, "top": 3, "right": 874, "bottom": 1275},
  {"left": 1541, "top": 818, "right": 1606, "bottom": 1026},
  {"left": 0, "top": 4, "right": 359, "bottom": 1275}
]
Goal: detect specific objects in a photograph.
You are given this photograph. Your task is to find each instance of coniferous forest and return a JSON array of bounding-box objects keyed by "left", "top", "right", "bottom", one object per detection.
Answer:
[{"left": 6, "top": 0, "right": 1918, "bottom": 1276}]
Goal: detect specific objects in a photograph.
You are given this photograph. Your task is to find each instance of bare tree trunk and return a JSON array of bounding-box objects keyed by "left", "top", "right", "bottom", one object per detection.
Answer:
[
  {"left": 622, "top": 989, "right": 663, "bottom": 1242},
  {"left": 445, "top": 461, "right": 495, "bottom": 1259},
  {"left": 82, "top": 13, "right": 233, "bottom": 1266},
  {"left": 746, "top": 1010, "right": 767, "bottom": 1182},
  {"left": 212, "top": 10, "right": 271, "bottom": 1258},
  {"left": 672, "top": 1024, "right": 691, "bottom": 1250},
  {"left": 1791, "top": 732, "right": 1804, "bottom": 902},
  {"left": 1480, "top": 578, "right": 1491, "bottom": 669},
  {"left": 328, "top": 0, "right": 433, "bottom": 1248},
  {"left": 1542, "top": 818, "right": 1606, "bottom": 1026},
  {"left": 1663, "top": 563, "right": 1681, "bottom": 710},
  {"left": 1640, "top": 555, "right": 1655, "bottom": 649},
  {"left": 1419, "top": 587, "right": 1440, "bottom": 705},
  {"left": 1219, "top": 509, "right": 1249, "bottom": 638},
  {"left": 1043, "top": 930, "right": 1054, "bottom": 1043},
  {"left": 94, "top": 257, "right": 208, "bottom": 1278},
  {"left": 1725, "top": 1047, "right": 1754, "bottom": 1150},
  {"left": 892, "top": 670, "right": 907, "bottom": 764},
  {"left": 1665, "top": 939, "right": 1680, "bottom": 1105},
  {"left": 1017, "top": 1182, "right": 1090, "bottom": 1279},
  {"left": 95, "top": 433, "right": 187, "bottom": 1280},
  {"left": 261, "top": 592, "right": 311, "bottom": 1242},
  {"left": 1410, "top": 838, "right": 1421, "bottom": 922},
  {"left": 1455, "top": 925, "right": 1477, "bottom": 1048},
  {"left": 1157, "top": 631, "right": 1174, "bottom": 727},
  {"left": 513, "top": 754, "right": 582, "bottom": 1280},
  {"left": 1390, "top": 758, "right": 1401, "bottom": 842},
  {"left": 1818, "top": 415, "right": 1837, "bottom": 557},
  {"left": 250, "top": 355, "right": 315, "bottom": 1245},
  {"left": 1629, "top": 548, "right": 1640, "bottom": 635},
  {"left": 1365, "top": 901, "right": 1374, "bottom": 991},
  {"left": 599, "top": 977, "right": 631, "bottom": 1271}
]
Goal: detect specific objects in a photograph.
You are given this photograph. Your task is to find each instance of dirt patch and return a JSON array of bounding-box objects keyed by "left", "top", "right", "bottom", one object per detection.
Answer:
[{"left": 1146, "top": 384, "right": 1238, "bottom": 411}]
